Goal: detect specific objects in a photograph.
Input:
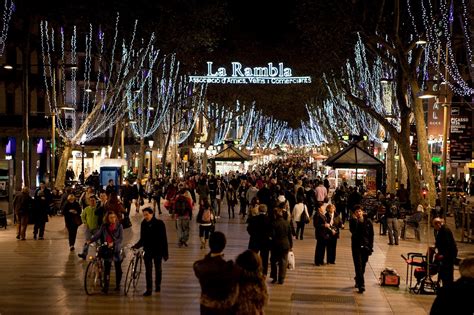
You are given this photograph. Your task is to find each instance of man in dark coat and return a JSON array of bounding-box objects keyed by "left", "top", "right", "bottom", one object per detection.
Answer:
[
  {"left": 13, "top": 187, "right": 32, "bottom": 240},
  {"left": 33, "top": 181, "right": 52, "bottom": 240},
  {"left": 433, "top": 217, "right": 458, "bottom": 287},
  {"left": 350, "top": 205, "right": 374, "bottom": 293},
  {"left": 132, "top": 207, "right": 169, "bottom": 296},
  {"left": 193, "top": 231, "right": 240, "bottom": 315},
  {"left": 430, "top": 256, "right": 474, "bottom": 315},
  {"left": 246, "top": 204, "right": 272, "bottom": 276},
  {"left": 270, "top": 208, "right": 293, "bottom": 284}
]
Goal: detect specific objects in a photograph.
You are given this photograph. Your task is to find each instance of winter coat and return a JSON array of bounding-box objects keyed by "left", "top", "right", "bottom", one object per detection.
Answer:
[
  {"left": 234, "top": 270, "right": 268, "bottom": 315},
  {"left": 193, "top": 254, "right": 240, "bottom": 314},
  {"left": 134, "top": 217, "right": 168, "bottom": 259},
  {"left": 91, "top": 223, "right": 124, "bottom": 262}
]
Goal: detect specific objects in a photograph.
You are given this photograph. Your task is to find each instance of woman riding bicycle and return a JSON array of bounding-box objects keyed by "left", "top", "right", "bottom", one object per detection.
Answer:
[{"left": 89, "top": 211, "right": 124, "bottom": 294}]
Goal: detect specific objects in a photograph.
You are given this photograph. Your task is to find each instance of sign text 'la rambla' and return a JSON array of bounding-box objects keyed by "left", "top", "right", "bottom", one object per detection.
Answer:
[{"left": 189, "top": 62, "right": 312, "bottom": 84}]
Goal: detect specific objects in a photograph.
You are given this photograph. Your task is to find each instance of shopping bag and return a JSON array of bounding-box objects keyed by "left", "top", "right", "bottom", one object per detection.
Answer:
[{"left": 287, "top": 250, "right": 295, "bottom": 270}]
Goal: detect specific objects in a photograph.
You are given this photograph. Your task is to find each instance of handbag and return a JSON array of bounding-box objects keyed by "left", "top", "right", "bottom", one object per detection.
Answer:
[
  {"left": 287, "top": 250, "right": 295, "bottom": 270},
  {"left": 301, "top": 205, "right": 310, "bottom": 224},
  {"left": 73, "top": 214, "right": 82, "bottom": 226}
]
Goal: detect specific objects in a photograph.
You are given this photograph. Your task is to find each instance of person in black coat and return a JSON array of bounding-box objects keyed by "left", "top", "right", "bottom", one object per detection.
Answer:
[
  {"left": 132, "top": 207, "right": 169, "bottom": 296},
  {"left": 350, "top": 205, "right": 374, "bottom": 293},
  {"left": 270, "top": 208, "right": 293, "bottom": 284},
  {"left": 33, "top": 181, "right": 52, "bottom": 240},
  {"left": 63, "top": 194, "right": 82, "bottom": 250},
  {"left": 433, "top": 217, "right": 458, "bottom": 287},
  {"left": 325, "top": 204, "right": 343, "bottom": 264},
  {"left": 246, "top": 204, "right": 272, "bottom": 276},
  {"left": 193, "top": 231, "right": 240, "bottom": 315},
  {"left": 430, "top": 256, "right": 474, "bottom": 315},
  {"left": 314, "top": 202, "right": 329, "bottom": 266}
]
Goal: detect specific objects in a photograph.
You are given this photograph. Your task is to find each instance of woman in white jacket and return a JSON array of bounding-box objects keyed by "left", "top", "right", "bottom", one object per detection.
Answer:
[{"left": 293, "top": 196, "right": 310, "bottom": 240}]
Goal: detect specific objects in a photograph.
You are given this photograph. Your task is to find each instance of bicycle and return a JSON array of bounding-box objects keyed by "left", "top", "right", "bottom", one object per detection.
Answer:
[
  {"left": 83, "top": 243, "right": 109, "bottom": 295},
  {"left": 124, "top": 247, "right": 144, "bottom": 295}
]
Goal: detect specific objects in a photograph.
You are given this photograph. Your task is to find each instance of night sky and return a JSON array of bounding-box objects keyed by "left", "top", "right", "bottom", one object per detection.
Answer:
[{"left": 13, "top": 0, "right": 360, "bottom": 126}]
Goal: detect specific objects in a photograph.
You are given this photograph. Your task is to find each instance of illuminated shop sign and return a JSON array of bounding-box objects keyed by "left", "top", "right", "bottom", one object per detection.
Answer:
[{"left": 189, "top": 62, "right": 312, "bottom": 84}]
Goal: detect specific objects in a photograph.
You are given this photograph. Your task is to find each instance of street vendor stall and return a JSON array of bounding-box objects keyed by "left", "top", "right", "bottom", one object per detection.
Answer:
[
  {"left": 323, "top": 142, "right": 384, "bottom": 194},
  {"left": 213, "top": 145, "right": 252, "bottom": 175}
]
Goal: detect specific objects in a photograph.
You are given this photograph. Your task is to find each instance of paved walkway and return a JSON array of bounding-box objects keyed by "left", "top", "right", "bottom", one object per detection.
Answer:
[{"left": 0, "top": 201, "right": 472, "bottom": 314}]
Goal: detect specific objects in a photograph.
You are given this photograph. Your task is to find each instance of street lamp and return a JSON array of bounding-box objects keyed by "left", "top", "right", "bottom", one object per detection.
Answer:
[
  {"left": 80, "top": 134, "right": 87, "bottom": 185},
  {"left": 192, "top": 143, "right": 206, "bottom": 173},
  {"left": 148, "top": 140, "right": 154, "bottom": 179}
]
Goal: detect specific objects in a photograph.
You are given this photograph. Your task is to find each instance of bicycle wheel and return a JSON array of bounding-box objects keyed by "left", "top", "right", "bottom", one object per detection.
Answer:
[
  {"left": 124, "top": 258, "right": 136, "bottom": 295},
  {"left": 133, "top": 255, "right": 143, "bottom": 288},
  {"left": 84, "top": 260, "right": 103, "bottom": 295}
]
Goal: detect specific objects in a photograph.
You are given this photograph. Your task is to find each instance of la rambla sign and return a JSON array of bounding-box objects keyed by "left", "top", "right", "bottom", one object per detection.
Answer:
[{"left": 189, "top": 62, "right": 312, "bottom": 84}]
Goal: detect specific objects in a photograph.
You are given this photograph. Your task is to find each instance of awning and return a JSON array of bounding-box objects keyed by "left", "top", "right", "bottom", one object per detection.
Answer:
[
  {"left": 214, "top": 146, "right": 252, "bottom": 162},
  {"left": 323, "top": 143, "right": 383, "bottom": 169}
]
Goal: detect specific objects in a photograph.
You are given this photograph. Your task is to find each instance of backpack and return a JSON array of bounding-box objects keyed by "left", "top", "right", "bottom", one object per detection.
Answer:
[
  {"left": 175, "top": 197, "right": 188, "bottom": 216},
  {"left": 202, "top": 208, "right": 212, "bottom": 223}
]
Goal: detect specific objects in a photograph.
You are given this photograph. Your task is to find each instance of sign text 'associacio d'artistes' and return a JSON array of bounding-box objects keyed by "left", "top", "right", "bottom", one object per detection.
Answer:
[{"left": 189, "top": 62, "right": 312, "bottom": 85}]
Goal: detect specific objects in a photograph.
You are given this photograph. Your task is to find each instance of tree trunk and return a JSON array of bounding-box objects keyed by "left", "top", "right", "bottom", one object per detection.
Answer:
[
  {"left": 411, "top": 87, "right": 436, "bottom": 206},
  {"left": 398, "top": 140, "right": 422, "bottom": 208},
  {"left": 55, "top": 143, "right": 72, "bottom": 189},
  {"left": 137, "top": 137, "right": 145, "bottom": 181},
  {"left": 386, "top": 138, "right": 396, "bottom": 193},
  {"left": 161, "top": 109, "right": 174, "bottom": 177},
  {"left": 399, "top": 154, "right": 408, "bottom": 187},
  {"left": 110, "top": 122, "right": 122, "bottom": 159}
]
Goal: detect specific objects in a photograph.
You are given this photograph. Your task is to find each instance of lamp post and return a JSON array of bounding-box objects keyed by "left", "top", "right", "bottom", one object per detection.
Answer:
[
  {"left": 148, "top": 139, "right": 154, "bottom": 179},
  {"left": 80, "top": 134, "right": 87, "bottom": 185}
]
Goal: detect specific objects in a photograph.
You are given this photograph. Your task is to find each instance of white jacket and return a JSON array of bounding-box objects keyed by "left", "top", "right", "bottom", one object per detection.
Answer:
[{"left": 293, "top": 202, "right": 310, "bottom": 223}]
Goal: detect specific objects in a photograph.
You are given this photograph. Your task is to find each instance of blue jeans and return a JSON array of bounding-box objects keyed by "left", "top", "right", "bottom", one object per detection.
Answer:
[
  {"left": 81, "top": 228, "right": 98, "bottom": 256},
  {"left": 177, "top": 217, "right": 190, "bottom": 244}
]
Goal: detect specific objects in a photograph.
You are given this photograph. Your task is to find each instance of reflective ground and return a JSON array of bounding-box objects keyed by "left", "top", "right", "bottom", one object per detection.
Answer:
[{"left": 0, "top": 200, "right": 472, "bottom": 315}]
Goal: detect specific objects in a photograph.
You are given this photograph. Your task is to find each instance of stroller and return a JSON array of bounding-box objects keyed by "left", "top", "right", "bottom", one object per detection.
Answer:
[{"left": 401, "top": 248, "right": 440, "bottom": 294}]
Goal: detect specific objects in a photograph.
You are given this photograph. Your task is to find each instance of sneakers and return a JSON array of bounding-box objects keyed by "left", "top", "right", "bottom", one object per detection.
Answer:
[{"left": 143, "top": 291, "right": 152, "bottom": 297}]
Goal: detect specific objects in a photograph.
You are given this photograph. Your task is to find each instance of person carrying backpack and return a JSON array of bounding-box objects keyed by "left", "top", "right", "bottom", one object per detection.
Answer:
[
  {"left": 197, "top": 199, "right": 216, "bottom": 249},
  {"left": 384, "top": 193, "right": 400, "bottom": 245},
  {"left": 173, "top": 191, "right": 193, "bottom": 248}
]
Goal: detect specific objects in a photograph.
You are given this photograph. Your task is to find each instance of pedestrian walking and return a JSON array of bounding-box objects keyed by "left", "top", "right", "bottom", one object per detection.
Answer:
[
  {"left": 78, "top": 195, "right": 100, "bottom": 259},
  {"left": 132, "top": 207, "right": 169, "bottom": 296},
  {"left": 63, "top": 194, "right": 82, "bottom": 250},
  {"left": 350, "top": 205, "right": 374, "bottom": 293},
  {"left": 197, "top": 199, "right": 216, "bottom": 249},
  {"left": 33, "top": 181, "right": 52, "bottom": 240},
  {"left": 246, "top": 204, "right": 272, "bottom": 276},
  {"left": 325, "top": 204, "right": 342, "bottom": 264},
  {"left": 193, "top": 231, "right": 240, "bottom": 314},
  {"left": 433, "top": 217, "right": 458, "bottom": 287},
  {"left": 13, "top": 187, "right": 32, "bottom": 240},
  {"left": 293, "top": 195, "right": 310, "bottom": 240},
  {"left": 89, "top": 211, "right": 124, "bottom": 294},
  {"left": 270, "top": 208, "right": 293, "bottom": 284},
  {"left": 234, "top": 249, "right": 268, "bottom": 314},
  {"left": 173, "top": 190, "right": 193, "bottom": 247}
]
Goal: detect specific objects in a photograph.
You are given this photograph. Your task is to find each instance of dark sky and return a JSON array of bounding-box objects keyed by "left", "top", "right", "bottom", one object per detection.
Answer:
[{"left": 16, "top": 0, "right": 356, "bottom": 126}]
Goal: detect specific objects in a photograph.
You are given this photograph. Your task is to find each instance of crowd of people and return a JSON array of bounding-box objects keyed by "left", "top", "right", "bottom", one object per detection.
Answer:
[{"left": 10, "top": 157, "right": 471, "bottom": 313}]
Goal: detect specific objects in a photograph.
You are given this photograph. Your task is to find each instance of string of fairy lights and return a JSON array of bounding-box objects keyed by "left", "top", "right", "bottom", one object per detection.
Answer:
[
  {"left": 408, "top": 0, "right": 474, "bottom": 96},
  {"left": 40, "top": 14, "right": 163, "bottom": 144},
  {"left": 0, "top": 0, "right": 14, "bottom": 56}
]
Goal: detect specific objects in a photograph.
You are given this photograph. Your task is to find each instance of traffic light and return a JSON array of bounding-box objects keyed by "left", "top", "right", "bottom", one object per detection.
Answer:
[{"left": 440, "top": 165, "right": 445, "bottom": 171}]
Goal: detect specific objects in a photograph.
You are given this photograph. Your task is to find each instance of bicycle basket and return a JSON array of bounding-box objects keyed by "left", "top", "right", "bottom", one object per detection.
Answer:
[{"left": 98, "top": 244, "right": 114, "bottom": 259}]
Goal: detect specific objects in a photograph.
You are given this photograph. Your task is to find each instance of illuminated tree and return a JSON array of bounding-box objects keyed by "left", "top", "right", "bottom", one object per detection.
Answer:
[
  {"left": 41, "top": 15, "right": 162, "bottom": 188},
  {"left": 0, "top": 0, "right": 14, "bottom": 56}
]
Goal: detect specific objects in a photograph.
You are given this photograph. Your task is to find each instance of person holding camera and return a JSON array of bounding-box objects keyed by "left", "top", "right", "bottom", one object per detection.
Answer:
[{"left": 350, "top": 205, "right": 374, "bottom": 293}]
